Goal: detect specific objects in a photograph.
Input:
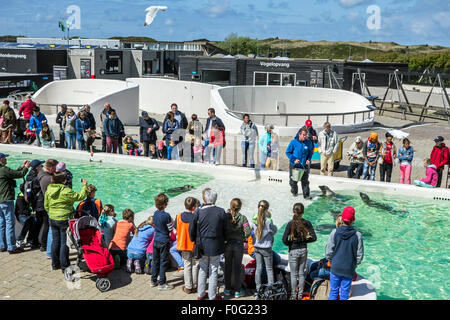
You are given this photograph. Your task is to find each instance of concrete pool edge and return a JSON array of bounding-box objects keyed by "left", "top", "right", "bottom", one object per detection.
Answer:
[{"left": 3, "top": 144, "right": 449, "bottom": 202}]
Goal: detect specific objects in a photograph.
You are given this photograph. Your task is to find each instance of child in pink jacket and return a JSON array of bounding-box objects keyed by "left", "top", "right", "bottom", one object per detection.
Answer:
[{"left": 414, "top": 158, "right": 438, "bottom": 188}]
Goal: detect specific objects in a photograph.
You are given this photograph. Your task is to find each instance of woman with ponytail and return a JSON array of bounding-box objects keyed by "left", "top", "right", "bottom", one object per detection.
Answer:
[
  {"left": 224, "top": 198, "right": 251, "bottom": 298},
  {"left": 282, "top": 203, "right": 317, "bottom": 300},
  {"left": 249, "top": 200, "right": 278, "bottom": 294}
]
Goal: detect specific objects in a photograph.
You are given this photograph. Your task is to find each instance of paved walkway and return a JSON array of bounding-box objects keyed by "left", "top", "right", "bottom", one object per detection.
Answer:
[{"left": 0, "top": 246, "right": 255, "bottom": 300}]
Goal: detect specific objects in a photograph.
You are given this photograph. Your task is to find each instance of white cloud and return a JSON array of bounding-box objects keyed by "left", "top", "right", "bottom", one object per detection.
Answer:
[
  {"left": 165, "top": 18, "right": 173, "bottom": 26},
  {"left": 432, "top": 11, "right": 450, "bottom": 29},
  {"left": 339, "top": 0, "right": 365, "bottom": 7},
  {"left": 204, "top": 0, "right": 230, "bottom": 18}
]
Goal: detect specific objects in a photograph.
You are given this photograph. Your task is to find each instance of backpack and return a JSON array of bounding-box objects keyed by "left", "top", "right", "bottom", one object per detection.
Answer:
[
  {"left": 23, "top": 180, "right": 33, "bottom": 203},
  {"left": 310, "top": 279, "right": 331, "bottom": 300},
  {"left": 256, "top": 280, "right": 288, "bottom": 300}
]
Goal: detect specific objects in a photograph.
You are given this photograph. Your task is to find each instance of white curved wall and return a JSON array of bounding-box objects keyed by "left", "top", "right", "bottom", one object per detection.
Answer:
[{"left": 32, "top": 79, "right": 139, "bottom": 126}]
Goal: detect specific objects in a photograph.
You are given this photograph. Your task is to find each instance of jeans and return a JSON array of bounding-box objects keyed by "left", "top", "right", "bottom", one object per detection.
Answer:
[
  {"left": 0, "top": 201, "right": 16, "bottom": 251},
  {"left": 361, "top": 160, "right": 377, "bottom": 181},
  {"left": 204, "top": 144, "right": 214, "bottom": 164},
  {"left": 16, "top": 214, "right": 36, "bottom": 244},
  {"left": 241, "top": 142, "right": 255, "bottom": 167},
  {"left": 49, "top": 219, "right": 69, "bottom": 270},
  {"left": 289, "top": 164, "right": 310, "bottom": 198},
  {"left": 288, "top": 248, "right": 308, "bottom": 298},
  {"left": 151, "top": 241, "right": 171, "bottom": 285},
  {"left": 65, "top": 132, "right": 76, "bottom": 150},
  {"left": 379, "top": 162, "right": 393, "bottom": 182},
  {"left": 127, "top": 251, "right": 146, "bottom": 264},
  {"left": 400, "top": 164, "right": 412, "bottom": 184},
  {"left": 77, "top": 138, "right": 85, "bottom": 151},
  {"left": 254, "top": 247, "right": 274, "bottom": 291},
  {"left": 214, "top": 145, "right": 223, "bottom": 165},
  {"left": 329, "top": 272, "right": 353, "bottom": 300},
  {"left": 260, "top": 152, "right": 268, "bottom": 169},
  {"left": 347, "top": 162, "right": 363, "bottom": 179},
  {"left": 182, "top": 251, "right": 199, "bottom": 290},
  {"left": 198, "top": 255, "right": 220, "bottom": 300},
  {"left": 170, "top": 241, "right": 184, "bottom": 268},
  {"left": 224, "top": 241, "right": 244, "bottom": 291},
  {"left": 46, "top": 227, "right": 52, "bottom": 257}
]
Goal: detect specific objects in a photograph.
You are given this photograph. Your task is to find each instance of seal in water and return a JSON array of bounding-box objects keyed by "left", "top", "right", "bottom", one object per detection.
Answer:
[
  {"left": 359, "top": 192, "right": 408, "bottom": 216},
  {"left": 165, "top": 185, "right": 194, "bottom": 194}
]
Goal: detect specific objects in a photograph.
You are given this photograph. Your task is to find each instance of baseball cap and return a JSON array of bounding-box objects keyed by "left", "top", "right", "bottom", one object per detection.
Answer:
[
  {"left": 56, "top": 162, "right": 66, "bottom": 172},
  {"left": 305, "top": 120, "right": 312, "bottom": 127},
  {"left": 355, "top": 136, "right": 362, "bottom": 143},
  {"left": 434, "top": 136, "right": 444, "bottom": 143},
  {"left": 0, "top": 153, "right": 9, "bottom": 159},
  {"left": 30, "top": 159, "right": 44, "bottom": 168},
  {"left": 141, "top": 111, "right": 149, "bottom": 117},
  {"left": 342, "top": 206, "right": 355, "bottom": 223}
]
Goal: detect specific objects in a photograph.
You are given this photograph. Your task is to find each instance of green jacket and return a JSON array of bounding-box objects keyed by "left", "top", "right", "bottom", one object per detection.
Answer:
[
  {"left": 0, "top": 164, "right": 28, "bottom": 203},
  {"left": 226, "top": 212, "right": 251, "bottom": 242},
  {"left": 44, "top": 184, "right": 88, "bottom": 221}
]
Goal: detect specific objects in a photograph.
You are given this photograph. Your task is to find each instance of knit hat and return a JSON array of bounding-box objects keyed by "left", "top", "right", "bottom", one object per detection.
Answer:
[
  {"left": 369, "top": 132, "right": 378, "bottom": 142},
  {"left": 56, "top": 162, "right": 66, "bottom": 172},
  {"left": 157, "top": 140, "right": 164, "bottom": 150},
  {"left": 342, "top": 206, "right": 355, "bottom": 223}
]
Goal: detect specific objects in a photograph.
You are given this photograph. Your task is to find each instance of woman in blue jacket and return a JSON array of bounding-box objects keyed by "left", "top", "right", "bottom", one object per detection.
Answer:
[
  {"left": 75, "top": 111, "right": 91, "bottom": 150},
  {"left": 162, "top": 112, "right": 180, "bottom": 151}
]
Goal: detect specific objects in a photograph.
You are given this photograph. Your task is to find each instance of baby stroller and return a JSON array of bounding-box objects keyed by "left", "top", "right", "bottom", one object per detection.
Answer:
[{"left": 65, "top": 214, "right": 115, "bottom": 292}]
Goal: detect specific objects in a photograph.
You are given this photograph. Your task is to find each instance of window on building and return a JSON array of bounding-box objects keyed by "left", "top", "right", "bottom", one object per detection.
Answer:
[
  {"left": 268, "top": 73, "right": 281, "bottom": 86},
  {"left": 282, "top": 73, "right": 296, "bottom": 86},
  {"left": 144, "top": 61, "right": 153, "bottom": 74},
  {"left": 105, "top": 51, "right": 122, "bottom": 74},
  {"left": 254, "top": 72, "right": 268, "bottom": 85},
  {"left": 80, "top": 59, "right": 91, "bottom": 78},
  {"left": 201, "top": 70, "right": 231, "bottom": 84}
]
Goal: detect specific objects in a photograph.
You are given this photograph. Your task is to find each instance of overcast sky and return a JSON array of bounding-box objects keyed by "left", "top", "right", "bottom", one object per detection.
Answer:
[{"left": 1, "top": 0, "right": 449, "bottom": 46}]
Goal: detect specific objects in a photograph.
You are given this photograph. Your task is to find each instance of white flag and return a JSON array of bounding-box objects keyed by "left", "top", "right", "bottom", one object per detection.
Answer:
[{"left": 144, "top": 6, "right": 168, "bottom": 26}]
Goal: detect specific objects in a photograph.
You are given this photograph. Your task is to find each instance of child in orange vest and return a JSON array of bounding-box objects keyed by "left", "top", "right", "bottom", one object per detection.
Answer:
[
  {"left": 109, "top": 209, "right": 136, "bottom": 268},
  {"left": 174, "top": 197, "right": 200, "bottom": 294}
]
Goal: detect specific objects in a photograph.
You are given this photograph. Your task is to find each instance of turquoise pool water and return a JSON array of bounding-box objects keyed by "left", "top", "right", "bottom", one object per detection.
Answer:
[
  {"left": 8, "top": 152, "right": 213, "bottom": 219},
  {"left": 273, "top": 191, "right": 450, "bottom": 300}
]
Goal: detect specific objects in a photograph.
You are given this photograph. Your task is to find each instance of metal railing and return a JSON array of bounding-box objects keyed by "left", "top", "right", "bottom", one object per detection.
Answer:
[{"left": 226, "top": 107, "right": 376, "bottom": 126}]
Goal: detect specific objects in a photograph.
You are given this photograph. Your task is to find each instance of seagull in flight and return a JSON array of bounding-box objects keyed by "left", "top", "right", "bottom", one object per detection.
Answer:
[{"left": 144, "top": 6, "right": 168, "bottom": 26}]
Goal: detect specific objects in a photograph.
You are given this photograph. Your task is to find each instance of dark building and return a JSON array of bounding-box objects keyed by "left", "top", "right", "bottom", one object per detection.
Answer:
[
  {"left": 179, "top": 56, "right": 408, "bottom": 92},
  {"left": 0, "top": 46, "right": 67, "bottom": 97}
]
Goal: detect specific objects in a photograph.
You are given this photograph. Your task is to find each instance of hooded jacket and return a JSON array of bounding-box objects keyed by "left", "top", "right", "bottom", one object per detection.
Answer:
[
  {"left": 18, "top": 99, "right": 36, "bottom": 119},
  {"left": 325, "top": 226, "right": 364, "bottom": 279},
  {"left": 127, "top": 224, "right": 155, "bottom": 256},
  {"left": 421, "top": 164, "right": 438, "bottom": 187},
  {"left": 226, "top": 211, "right": 251, "bottom": 243},
  {"left": 75, "top": 117, "right": 91, "bottom": 140},
  {"left": 285, "top": 137, "right": 314, "bottom": 168},
  {"left": 0, "top": 104, "right": 17, "bottom": 128},
  {"left": 139, "top": 116, "right": 160, "bottom": 143},
  {"left": 318, "top": 129, "right": 339, "bottom": 156},
  {"left": 44, "top": 184, "right": 88, "bottom": 221},
  {"left": 249, "top": 218, "right": 277, "bottom": 250},
  {"left": 63, "top": 115, "right": 77, "bottom": 134},
  {"left": 104, "top": 116, "right": 123, "bottom": 139},
  {"left": 29, "top": 112, "right": 47, "bottom": 134},
  {"left": 240, "top": 121, "right": 259, "bottom": 144},
  {"left": 430, "top": 143, "right": 449, "bottom": 170}
]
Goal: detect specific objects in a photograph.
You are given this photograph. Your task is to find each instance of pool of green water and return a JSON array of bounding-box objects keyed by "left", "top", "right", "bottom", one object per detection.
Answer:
[
  {"left": 273, "top": 191, "right": 450, "bottom": 300},
  {"left": 8, "top": 152, "right": 213, "bottom": 219}
]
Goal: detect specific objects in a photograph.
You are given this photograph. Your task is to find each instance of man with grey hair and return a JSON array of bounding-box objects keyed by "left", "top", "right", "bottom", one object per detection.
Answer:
[
  {"left": 318, "top": 122, "right": 339, "bottom": 176},
  {"left": 189, "top": 188, "right": 230, "bottom": 300}
]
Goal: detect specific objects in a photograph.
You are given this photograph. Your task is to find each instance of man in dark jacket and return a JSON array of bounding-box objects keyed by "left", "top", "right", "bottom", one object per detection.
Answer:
[
  {"left": 189, "top": 188, "right": 230, "bottom": 300},
  {"left": 99, "top": 103, "right": 112, "bottom": 152},
  {"left": 55, "top": 104, "right": 67, "bottom": 148},
  {"left": 0, "top": 153, "right": 30, "bottom": 254},
  {"left": 139, "top": 111, "right": 160, "bottom": 157},
  {"left": 104, "top": 110, "right": 123, "bottom": 154},
  {"left": 325, "top": 207, "right": 364, "bottom": 300},
  {"left": 164, "top": 103, "right": 188, "bottom": 130},
  {"left": 285, "top": 128, "right": 314, "bottom": 199},
  {"left": 83, "top": 105, "right": 96, "bottom": 131}
]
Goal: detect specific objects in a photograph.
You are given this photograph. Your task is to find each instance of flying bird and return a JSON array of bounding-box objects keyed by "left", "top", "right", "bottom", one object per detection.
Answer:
[{"left": 144, "top": 6, "right": 168, "bottom": 26}]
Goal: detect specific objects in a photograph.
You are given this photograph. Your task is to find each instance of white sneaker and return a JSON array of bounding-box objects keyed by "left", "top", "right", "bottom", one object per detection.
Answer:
[
  {"left": 158, "top": 284, "right": 174, "bottom": 291},
  {"left": 16, "top": 240, "right": 24, "bottom": 248}
]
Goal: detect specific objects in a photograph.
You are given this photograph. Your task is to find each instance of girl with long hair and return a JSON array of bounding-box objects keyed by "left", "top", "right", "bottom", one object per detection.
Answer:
[
  {"left": 282, "top": 203, "right": 317, "bottom": 300},
  {"left": 126, "top": 216, "right": 155, "bottom": 274},
  {"left": 224, "top": 198, "right": 251, "bottom": 298},
  {"left": 249, "top": 200, "right": 278, "bottom": 294}
]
